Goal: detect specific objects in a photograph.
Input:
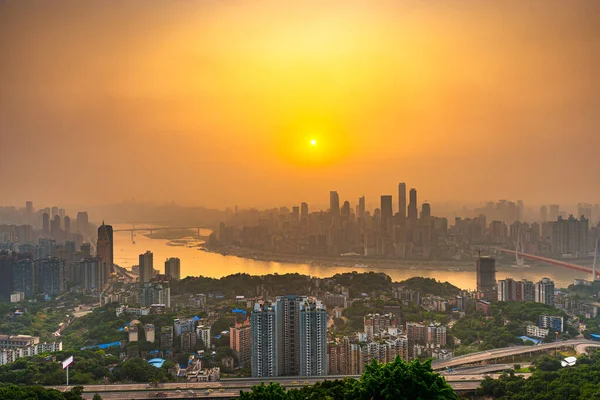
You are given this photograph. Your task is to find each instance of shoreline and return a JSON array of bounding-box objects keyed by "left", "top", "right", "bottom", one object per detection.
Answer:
[{"left": 200, "top": 244, "right": 481, "bottom": 271}]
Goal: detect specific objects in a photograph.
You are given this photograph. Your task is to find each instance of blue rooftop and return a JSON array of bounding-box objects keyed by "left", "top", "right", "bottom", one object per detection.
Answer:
[
  {"left": 517, "top": 336, "right": 542, "bottom": 345},
  {"left": 148, "top": 358, "right": 166, "bottom": 368}
]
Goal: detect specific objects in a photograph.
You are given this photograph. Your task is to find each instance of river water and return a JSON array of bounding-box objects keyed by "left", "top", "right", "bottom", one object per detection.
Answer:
[{"left": 112, "top": 224, "right": 589, "bottom": 290}]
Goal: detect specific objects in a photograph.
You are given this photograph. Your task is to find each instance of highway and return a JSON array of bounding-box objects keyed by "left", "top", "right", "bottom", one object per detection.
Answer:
[
  {"left": 59, "top": 373, "right": 533, "bottom": 399},
  {"left": 432, "top": 339, "right": 599, "bottom": 370},
  {"left": 50, "top": 340, "right": 600, "bottom": 398}
]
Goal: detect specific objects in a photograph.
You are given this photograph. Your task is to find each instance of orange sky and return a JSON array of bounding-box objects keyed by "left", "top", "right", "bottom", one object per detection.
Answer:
[{"left": 1, "top": 0, "right": 599, "bottom": 209}]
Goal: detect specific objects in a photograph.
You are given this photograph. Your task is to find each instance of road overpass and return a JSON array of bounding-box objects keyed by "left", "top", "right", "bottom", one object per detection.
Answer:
[
  {"left": 432, "top": 339, "right": 600, "bottom": 370},
  {"left": 58, "top": 374, "right": 512, "bottom": 399},
  {"left": 50, "top": 340, "right": 600, "bottom": 398}
]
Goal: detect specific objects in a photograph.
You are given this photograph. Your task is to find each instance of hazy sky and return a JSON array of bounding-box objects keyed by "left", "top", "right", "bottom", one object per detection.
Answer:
[{"left": 1, "top": 0, "right": 599, "bottom": 210}]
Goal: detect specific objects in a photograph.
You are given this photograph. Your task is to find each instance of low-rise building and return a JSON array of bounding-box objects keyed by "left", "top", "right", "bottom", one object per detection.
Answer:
[{"left": 526, "top": 324, "right": 549, "bottom": 339}]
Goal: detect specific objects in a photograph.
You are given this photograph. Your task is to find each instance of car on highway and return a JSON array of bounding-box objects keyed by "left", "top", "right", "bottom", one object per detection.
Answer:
[{"left": 292, "top": 381, "right": 298, "bottom": 385}]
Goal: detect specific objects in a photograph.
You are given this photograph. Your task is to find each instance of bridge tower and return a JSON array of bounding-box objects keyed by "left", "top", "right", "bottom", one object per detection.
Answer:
[
  {"left": 593, "top": 237, "right": 599, "bottom": 282},
  {"left": 515, "top": 227, "right": 525, "bottom": 266}
]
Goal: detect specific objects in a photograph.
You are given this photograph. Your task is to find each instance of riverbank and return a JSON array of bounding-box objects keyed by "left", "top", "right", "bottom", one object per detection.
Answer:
[{"left": 200, "top": 243, "right": 480, "bottom": 271}]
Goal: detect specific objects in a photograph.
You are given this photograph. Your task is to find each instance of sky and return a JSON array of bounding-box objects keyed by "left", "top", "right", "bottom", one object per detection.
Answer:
[{"left": 1, "top": 0, "right": 599, "bottom": 210}]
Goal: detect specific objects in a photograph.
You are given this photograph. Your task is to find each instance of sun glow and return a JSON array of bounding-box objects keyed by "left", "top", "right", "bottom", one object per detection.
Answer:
[{"left": 310, "top": 139, "right": 317, "bottom": 146}]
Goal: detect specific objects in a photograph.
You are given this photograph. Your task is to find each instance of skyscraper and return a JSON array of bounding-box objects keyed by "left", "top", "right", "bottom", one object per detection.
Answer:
[
  {"left": 76, "top": 212, "right": 89, "bottom": 235},
  {"left": 51, "top": 215, "right": 61, "bottom": 238},
  {"left": 398, "top": 183, "right": 407, "bottom": 226},
  {"left": 408, "top": 188, "right": 418, "bottom": 228},
  {"left": 13, "top": 259, "right": 35, "bottom": 298},
  {"left": 298, "top": 299, "right": 328, "bottom": 376},
  {"left": 358, "top": 196, "right": 366, "bottom": 225},
  {"left": 64, "top": 216, "right": 71, "bottom": 234},
  {"left": 0, "top": 252, "right": 16, "bottom": 300},
  {"left": 251, "top": 302, "right": 278, "bottom": 377},
  {"left": 37, "top": 257, "right": 65, "bottom": 296},
  {"left": 535, "top": 277, "right": 555, "bottom": 306},
  {"left": 476, "top": 256, "right": 496, "bottom": 300},
  {"left": 165, "top": 257, "right": 181, "bottom": 280},
  {"left": 42, "top": 213, "right": 50, "bottom": 235},
  {"left": 276, "top": 295, "right": 303, "bottom": 376},
  {"left": 540, "top": 205, "right": 548, "bottom": 222},
  {"left": 139, "top": 251, "right": 154, "bottom": 283},
  {"left": 380, "top": 195, "right": 393, "bottom": 234},
  {"left": 97, "top": 223, "right": 114, "bottom": 281},
  {"left": 79, "top": 256, "right": 102, "bottom": 291},
  {"left": 330, "top": 191, "right": 340, "bottom": 225},
  {"left": 549, "top": 204, "right": 560, "bottom": 221},
  {"left": 300, "top": 202, "right": 309, "bottom": 221}
]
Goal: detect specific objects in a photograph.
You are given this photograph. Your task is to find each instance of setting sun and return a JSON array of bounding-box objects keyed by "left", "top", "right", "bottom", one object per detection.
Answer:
[{"left": 310, "top": 139, "right": 317, "bottom": 146}]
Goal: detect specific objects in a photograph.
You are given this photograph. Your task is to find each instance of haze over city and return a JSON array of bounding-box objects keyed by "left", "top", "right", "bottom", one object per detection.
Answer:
[{"left": 1, "top": 0, "right": 599, "bottom": 209}]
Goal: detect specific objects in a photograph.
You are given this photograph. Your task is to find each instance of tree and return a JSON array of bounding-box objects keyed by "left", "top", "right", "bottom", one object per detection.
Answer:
[
  {"left": 239, "top": 357, "right": 457, "bottom": 400},
  {"left": 92, "top": 394, "right": 103, "bottom": 400}
]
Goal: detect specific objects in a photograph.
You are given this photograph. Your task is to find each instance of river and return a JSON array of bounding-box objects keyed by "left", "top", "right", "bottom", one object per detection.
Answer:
[{"left": 112, "top": 224, "right": 590, "bottom": 290}]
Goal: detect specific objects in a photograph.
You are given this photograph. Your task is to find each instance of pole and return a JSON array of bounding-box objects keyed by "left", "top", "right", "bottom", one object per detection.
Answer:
[{"left": 66, "top": 365, "right": 69, "bottom": 386}]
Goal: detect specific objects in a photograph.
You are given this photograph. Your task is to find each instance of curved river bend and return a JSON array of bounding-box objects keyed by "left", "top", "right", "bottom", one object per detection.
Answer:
[{"left": 112, "top": 224, "right": 588, "bottom": 290}]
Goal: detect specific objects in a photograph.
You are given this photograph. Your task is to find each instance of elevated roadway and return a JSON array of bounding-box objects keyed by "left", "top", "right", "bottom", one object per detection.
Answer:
[{"left": 432, "top": 339, "right": 600, "bottom": 370}]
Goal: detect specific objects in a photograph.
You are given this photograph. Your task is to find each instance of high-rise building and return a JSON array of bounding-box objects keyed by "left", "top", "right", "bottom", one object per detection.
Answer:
[
  {"left": 549, "top": 204, "right": 560, "bottom": 221},
  {"left": 64, "top": 216, "right": 71, "bottom": 234},
  {"left": 298, "top": 299, "right": 328, "bottom": 376},
  {"left": 174, "top": 318, "right": 196, "bottom": 337},
  {"left": 364, "top": 313, "right": 393, "bottom": 340},
  {"left": 330, "top": 191, "right": 340, "bottom": 226},
  {"left": 408, "top": 188, "right": 418, "bottom": 228},
  {"left": 300, "top": 202, "right": 308, "bottom": 221},
  {"left": 406, "top": 322, "right": 426, "bottom": 356},
  {"left": 552, "top": 215, "right": 588, "bottom": 255},
  {"left": 139, "top": 282, "right": 170, "bottom": 307},
  {"left": 535, "top": 277, "right": 555, "bottom": 306},
  {"left": 230, "top": 320, "right": 251, "bottom": 368},
  {"left": 540, "top": 206, "right": 548, "bottom": 222},
  {"left": 251, "top": 302, "right": 278, "bottom": 377},
  {"left": 25, "top": 201, "right": 33, "bottom": 219},
  {"left": 358, "top": 196, "right": 366, "bottom": 226},
  {"left": 0, "top": 252, "right": 16, "bottom": 300},
  {"left": 497, "top": 278, "right": 517, "bottom": 302},
  {"left": 13, "top": 259, "right": 35, "bottom": 298},
  {"left": 42, "top": 213, "right": 50, "bottom": 235},
  {"left": 380, "top": 195, "right": 393, "bottom": 234},
  {"left": 76, "top": 212, "right": 89, "bottom": 235},
  {"left": 139, "top": 251, "right": 154, "bottom": 283},
  {"left": 456, "top": 295, "right": 467, "bottom": 312},
  {"left": 160, "top": 326, "right": 174, "bottom": 349},
  {"left": 51, "top": 207, "right": 58, "bottom": 218},
  {"left": 516, "top": 279, "right": 535, "bottom": 302},
  {"left": 164, "top": 257, "right": 181, "bottom": 280},
  {"left": 476, "top": 256, "right": 496, "bottom": 300},
  {"left": 427, "top": 324, "right": 446, "bottom": 346},
  {"left": 51, "top": 215, "right": 61, "bottom": 238},
  {"left": 181, "top": 331, "right": 197, "bottom": 351},
  {"left": 276, "top": 295, "right": 303, "bottom": 376},
  {"left": 78, "top": 256, "right": 103, "bottom": 291},
  {"left": 398, "top": 183, "right": 406, "bottom": 226},
  {"left": 197, "top": 325, "right": 211, "bottom": 349},
  {"left": 37, "top": 257, "right": 65, "bottom": 296},
  {"left": 97, "top": 223, "right": 114, "bottom": 280}
]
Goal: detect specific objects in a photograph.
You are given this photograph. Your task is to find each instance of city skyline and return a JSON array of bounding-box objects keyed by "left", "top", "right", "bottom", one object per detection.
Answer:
[{"left": 1, "top": 1, "right": 599, "bottom": 208}]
